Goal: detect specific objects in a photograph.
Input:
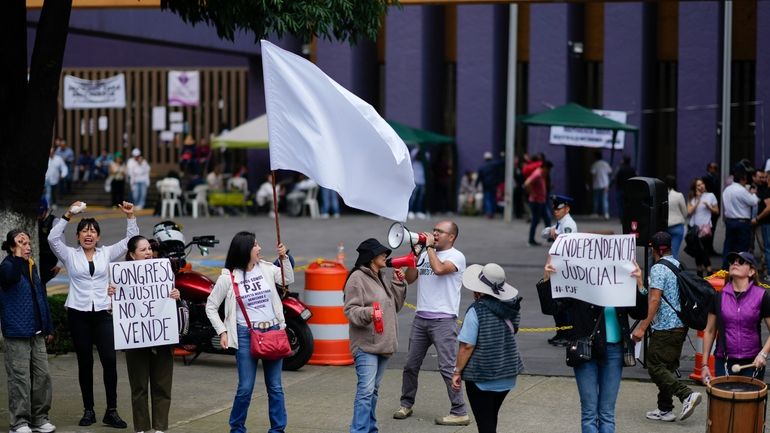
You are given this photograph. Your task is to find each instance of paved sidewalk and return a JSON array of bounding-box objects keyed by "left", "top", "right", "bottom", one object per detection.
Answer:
[{"left": 0, "top": 350, "right": 721, "bottom": 433}]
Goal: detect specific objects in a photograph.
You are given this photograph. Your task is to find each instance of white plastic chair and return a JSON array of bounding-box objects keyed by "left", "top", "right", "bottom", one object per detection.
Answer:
[
  {"left": 303, "top": 185, "right": 320, "bottom": 218},
  {"left": 158, "top": 178, "right": 183, "bottom": 218},
  {"left": 188, "top": 185, "right": 209, "bottom": 219}
]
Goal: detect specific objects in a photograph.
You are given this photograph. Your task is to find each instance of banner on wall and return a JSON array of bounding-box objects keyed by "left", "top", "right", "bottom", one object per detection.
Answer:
[
  {"left": 63, "top": 74, "right": 126, "bottom": 109},
  {"left": 549, "top": 109, "right": 627, "bottom": 149},
  {"left": 168, "top": 71, "right": 200, "bottom": 106}
]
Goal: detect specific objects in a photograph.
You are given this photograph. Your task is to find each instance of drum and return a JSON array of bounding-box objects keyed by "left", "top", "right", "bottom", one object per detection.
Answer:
[{"left": 707, "top": 376, "right": 767, "bottom": 433}]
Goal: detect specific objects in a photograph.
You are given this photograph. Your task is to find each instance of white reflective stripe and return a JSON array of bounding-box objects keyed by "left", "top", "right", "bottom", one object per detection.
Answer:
[
  {"left": 302, "top": 290, "right": 344, "bottom": 307},
  {"left": 308, "top": 324, "right": 349, "bottom": 340}
]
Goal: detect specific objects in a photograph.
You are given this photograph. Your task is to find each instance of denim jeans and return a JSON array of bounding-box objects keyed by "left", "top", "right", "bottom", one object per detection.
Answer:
[
  {"left": 351, "top": 350, "right": 388, "bottom": 433},
  {"left": 666, "top": 224, "right": 685, "bottom": 260},
  {"left": 528, "top": 201, "right": 551, "bottom": 243},
  {"left": 722, "top": 219, "right": 753, "bottom": 269},
  {"left": 573, "top": 343, "right": 623, "bottom": 433},
  {"left": 482, "top": 190, "right": 497, "bottom": 217},
  {"left": 593, "top": 188, "right": 609, "bottom": 217},
  {"left": 320, "top": 187, "right": 340, "bottom": 215},
  {"left": 132, "top": 181, "right": 148, "bottom": 208},
  {"left": 230, "top": 325, "right": 286, "bottom": 433},
  {"left": 409, "top": 184, "right": 425, "bottom": 213}
]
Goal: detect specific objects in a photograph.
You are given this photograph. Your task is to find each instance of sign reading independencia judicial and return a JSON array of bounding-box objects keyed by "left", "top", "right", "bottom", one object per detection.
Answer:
[
  {"left": 110, "top": 258, "right": 179, "bottom": 350},
  {"left": 548, "top": 233, "right": 637, "bottom": 307}
]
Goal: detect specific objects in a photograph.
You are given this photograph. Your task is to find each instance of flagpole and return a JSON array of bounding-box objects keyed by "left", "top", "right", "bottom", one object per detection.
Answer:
[{"left": 271, "top": 170, "right": 287, "bottom": 288}]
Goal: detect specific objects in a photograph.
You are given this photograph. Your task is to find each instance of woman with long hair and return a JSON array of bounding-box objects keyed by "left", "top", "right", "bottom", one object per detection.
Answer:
[
  {"left": 343, "top": 238, "right": 407, "bottom": 433},
  {"left": 685, "top": 178, "right": 719, "bottom": 276},
  {"left": 665, "top": 175, "right": 688, "bottom": 260},
  {"left": 111, "top": 235, "right": 180, "bottom": 433},
  {"left": 701, "top": 252, "right": 770, "bottom": 383},
  {"left": 47, "top": 200, "right": 137, "bottom": 428},
  {"left": 206, "top": 232, "right": 293, "bottom": 433},
  {"left": 544, "top": 258, "right": 647, "bottom": 432}
]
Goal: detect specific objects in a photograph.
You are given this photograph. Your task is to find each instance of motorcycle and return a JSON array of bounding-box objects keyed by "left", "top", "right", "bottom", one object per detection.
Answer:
[{"left": 153, "top": 221, "right": 315, "bottom": 371}]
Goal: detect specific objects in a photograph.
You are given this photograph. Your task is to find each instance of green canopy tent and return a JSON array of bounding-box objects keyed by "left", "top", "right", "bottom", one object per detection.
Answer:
[
  {"left": 386, "top": 120, "right": 455, "bottom": 145},
  {"left": 518, "top": 103, "right": 639, "bottom": 166}
]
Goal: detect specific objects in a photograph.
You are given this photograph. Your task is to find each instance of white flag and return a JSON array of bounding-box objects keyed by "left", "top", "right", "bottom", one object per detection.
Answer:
[{"left": 261, "top": 40, "right": 415, "bottom": 222}]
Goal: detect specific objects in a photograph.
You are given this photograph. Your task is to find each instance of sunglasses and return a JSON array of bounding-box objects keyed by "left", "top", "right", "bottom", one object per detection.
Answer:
[{"left": 730, "top": 257, "right": 749, "bottom": 266}]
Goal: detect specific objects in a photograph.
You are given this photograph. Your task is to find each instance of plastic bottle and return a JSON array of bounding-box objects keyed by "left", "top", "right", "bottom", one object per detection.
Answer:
[{"left": 336, "top": 242, "right": 345, "bottom": 264}]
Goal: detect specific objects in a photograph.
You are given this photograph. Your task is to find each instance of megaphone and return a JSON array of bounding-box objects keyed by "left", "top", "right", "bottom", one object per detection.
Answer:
[
  {"left": 386, "top": 251, "right": 417, "bottom": 268},
  {"left": 387, "top": 222, "right": 426, "bottom": 249}
]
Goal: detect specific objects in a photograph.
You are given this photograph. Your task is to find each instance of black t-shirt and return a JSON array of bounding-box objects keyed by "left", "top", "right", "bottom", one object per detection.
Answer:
[
  {"left": 709, "top": 288, "right": 770, "bottom": 317},
  {"left": 757, "top": 185, "right": 770, "bottom": 225}
]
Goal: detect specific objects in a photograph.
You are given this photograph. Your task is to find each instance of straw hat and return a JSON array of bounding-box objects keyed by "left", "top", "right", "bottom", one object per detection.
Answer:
[
  {"left": 184, "top": 134, "right": 195, "bottom": 145},
  {"left": 462, "top": 263, "right": 518, "bottom": 300}
]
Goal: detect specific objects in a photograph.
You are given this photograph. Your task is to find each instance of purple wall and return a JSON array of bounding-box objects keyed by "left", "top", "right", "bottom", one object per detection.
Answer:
[
  {"left": 315, "top": 39, "right": 378, "bottom": 106},
  {"left": 384, "top": 6, "right": 443, "bottom": 130},
  {"left": 677, "top": 2, "right": 720, "bottom": 189},
  {"left": 28, "top": 9, "right": 261, "bottom": 55},
  {"left": 757, "top": 2, "right": 770, "bottom": 167},
  {"left": 456, "top": 5, "right": 508, "bottom": 177},
  {"left": 603, "top": 3, "right": 646, "bottom": 210},
  {"left": 528, "top": 4, "right": 570, "bottom": 196}
]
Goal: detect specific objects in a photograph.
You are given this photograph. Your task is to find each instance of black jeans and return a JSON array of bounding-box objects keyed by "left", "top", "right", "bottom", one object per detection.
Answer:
[
  {"left": 722, "top": 219, "right": 752, "bottom": 269},
  {"left": 465, "top": 381, "right": 510, "bottom": 433},
  {"left": 67, "top": 308, "right": 118, "bottom": 410}
]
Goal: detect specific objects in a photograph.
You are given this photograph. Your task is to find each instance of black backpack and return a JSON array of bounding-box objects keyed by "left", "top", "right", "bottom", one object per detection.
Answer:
[{"left": 656, "top": 259, "right": 715, "bottom": 331}]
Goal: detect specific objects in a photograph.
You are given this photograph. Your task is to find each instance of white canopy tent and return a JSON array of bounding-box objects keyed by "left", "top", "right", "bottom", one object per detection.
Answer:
[{"left": 212, "top": 114, "right": 269, "bottom": 149}]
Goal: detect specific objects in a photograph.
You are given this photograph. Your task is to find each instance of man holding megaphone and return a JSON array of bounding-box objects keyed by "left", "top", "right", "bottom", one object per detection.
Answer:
[{"left": 392, "top": 220, "right": 470, "bottom": 426}]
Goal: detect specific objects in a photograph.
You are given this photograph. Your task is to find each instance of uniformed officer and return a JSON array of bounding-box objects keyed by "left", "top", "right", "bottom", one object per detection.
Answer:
[{"left": 543, "top": 194, "right": 577, "bottom": 346}]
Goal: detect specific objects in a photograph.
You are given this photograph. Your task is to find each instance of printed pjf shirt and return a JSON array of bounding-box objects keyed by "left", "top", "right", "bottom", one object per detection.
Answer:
[{"left": 234, "top": 267, "right": 277, "bottom": 326}]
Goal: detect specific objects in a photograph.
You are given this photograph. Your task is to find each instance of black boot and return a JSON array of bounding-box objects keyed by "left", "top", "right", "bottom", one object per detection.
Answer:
[
  {"left": 79, "top": 409, "right": 96, "bottom": 426},
  {"left": 103, "top": 409, "right": 127, "bottom": 429}
]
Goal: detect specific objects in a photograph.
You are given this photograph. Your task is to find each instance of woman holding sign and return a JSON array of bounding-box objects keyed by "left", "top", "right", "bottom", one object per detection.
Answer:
[
  {"left": 543, "top": 258, "right": 647, "bottom": 433},
  {"left": 111, "top": 235, "right": 180, "bottom": 433},
  {"left": 206, "top": 231, "right": 293, "bottom": 433},
  {"left": 47, "top": 200, "right": 137, "bottom": 428}
]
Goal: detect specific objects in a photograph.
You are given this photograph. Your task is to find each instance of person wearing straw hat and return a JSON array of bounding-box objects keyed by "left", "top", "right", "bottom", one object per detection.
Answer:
[
  {"left": 343, "top": 238, "right": 408, "bottom": 433},
  {"left": 450, "top": 263, "right": 522, "bottom": 433}
]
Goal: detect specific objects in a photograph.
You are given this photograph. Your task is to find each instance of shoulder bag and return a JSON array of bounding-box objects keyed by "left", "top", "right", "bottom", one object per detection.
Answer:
[
  {"left": 566, "top": 316, "right": 601, "bottom": 365},
  {"left": 231, "top": 273, "right": 291, "bottom": 360}
]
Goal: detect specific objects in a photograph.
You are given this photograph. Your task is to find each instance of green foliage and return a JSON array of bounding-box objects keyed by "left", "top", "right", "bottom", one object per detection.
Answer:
[
  {"left": 46, "top": 293, "right": 73, "bottom": 354},
  {"left": 161, "top": 0, "right": 395, "bottom": 44}
]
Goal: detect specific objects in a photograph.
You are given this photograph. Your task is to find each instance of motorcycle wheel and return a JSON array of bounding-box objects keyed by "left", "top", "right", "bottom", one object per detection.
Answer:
[{"left": 282, "top": 317, "right": 314, "bottom": 371}]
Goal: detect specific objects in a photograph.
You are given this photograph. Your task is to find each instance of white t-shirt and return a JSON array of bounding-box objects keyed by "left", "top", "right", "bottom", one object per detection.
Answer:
[
  {"left": 233, "top": 267, "right": 277, "bottom": 326},
  {"left": 689, "top": 192, "right": 717, "bottom": 227},
  {"left": 590, "top": 160, "right": 613, "bottom": 189},
  {"left": 415, "top": 247, "right": 466, "bottom": 316}
]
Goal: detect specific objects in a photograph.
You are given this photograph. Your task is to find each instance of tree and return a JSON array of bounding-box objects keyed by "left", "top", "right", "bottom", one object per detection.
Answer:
[{"left": 0, "top": 0, "right": 390, "bottom": 253}]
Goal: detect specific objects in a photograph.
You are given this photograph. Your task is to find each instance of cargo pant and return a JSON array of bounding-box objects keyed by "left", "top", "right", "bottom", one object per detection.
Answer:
[
  {"left": 4, "top": 335, "right": 53, "bottom": 430},
  {"left": 647, "top": 329, "right": 693, "bottom": 412}
]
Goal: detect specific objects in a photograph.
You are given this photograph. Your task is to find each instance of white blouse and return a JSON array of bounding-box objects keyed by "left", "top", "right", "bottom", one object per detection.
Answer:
[{"left": 48, "top": 217, "right": 139, "bottom": 311}]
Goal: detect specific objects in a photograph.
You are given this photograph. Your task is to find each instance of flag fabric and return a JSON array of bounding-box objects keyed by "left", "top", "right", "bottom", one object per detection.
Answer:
[{"left": 261, "top": 40, "right": 415, "bottom": 222}]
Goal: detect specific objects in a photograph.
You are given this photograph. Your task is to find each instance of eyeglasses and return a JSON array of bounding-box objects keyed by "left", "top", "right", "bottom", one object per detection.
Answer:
[
  {"left": 433, "top": 228, "right": 450, "bottom": 235},
  {"left": 730, "top": 257, "right": 748, "bottom": 266}
]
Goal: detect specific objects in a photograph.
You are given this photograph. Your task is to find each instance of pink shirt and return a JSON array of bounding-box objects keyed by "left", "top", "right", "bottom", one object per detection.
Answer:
[{"left": 526, "top": 168, "right": 547, "bottom": 203}]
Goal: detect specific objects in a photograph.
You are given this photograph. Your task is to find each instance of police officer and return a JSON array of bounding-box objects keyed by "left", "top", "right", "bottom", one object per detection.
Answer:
[{"left": 543, "top": 195, "right": 577, "bottom": 346}]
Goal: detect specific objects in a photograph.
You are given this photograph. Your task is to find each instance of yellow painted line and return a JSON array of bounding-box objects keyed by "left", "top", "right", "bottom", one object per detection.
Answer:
[{"left": 403, "top": 301, "right": 572, "bottom": 332}]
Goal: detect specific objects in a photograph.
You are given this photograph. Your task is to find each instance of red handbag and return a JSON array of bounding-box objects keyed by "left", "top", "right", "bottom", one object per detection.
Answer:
[{"left": 231, "top": 274, "right": 291, "bottom": 360}]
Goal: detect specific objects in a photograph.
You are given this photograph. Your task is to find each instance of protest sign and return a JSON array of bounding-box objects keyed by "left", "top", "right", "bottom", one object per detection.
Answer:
[
  {"left": 548, "top": 233, "right": 637, "bottom": 307},
  {"left": 63, "top": 74, "right": 126, "bottom": 109},
  {"left": 110, "top": 258, "right": 179, "bottom": 350}
]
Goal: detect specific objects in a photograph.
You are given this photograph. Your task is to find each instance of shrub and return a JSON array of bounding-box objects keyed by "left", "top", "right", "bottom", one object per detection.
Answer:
[{"left": 47, "top": 293, "right": 73, "bottom": 354}]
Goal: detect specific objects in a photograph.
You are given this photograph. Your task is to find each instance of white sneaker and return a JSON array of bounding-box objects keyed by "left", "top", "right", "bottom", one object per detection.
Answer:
[
  {"left": 320, "top": 213, "right": 330, "bottom": 219},
  {"left": 30, "top": 422, "right": 55, "bottom": 433},
  {"left": 679, "top": 392, "right": 702, "bottom": 421},
  {"left": 407, "top": 212, "right": 415, "bottom": 220},
  {"left": 416, "top": 212, "right": 427, "bottom": 220},
  {"left": 10, "top": 425, "right": 32, "bottom": 433},
  {"left": 332, "top": 213, "right": 340, "bottom": 219},
  {"left": 646, "top": 409, "right": 676, "bottom": 422}
]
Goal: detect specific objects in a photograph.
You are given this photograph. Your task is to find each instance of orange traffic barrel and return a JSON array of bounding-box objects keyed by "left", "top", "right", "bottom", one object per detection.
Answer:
[
  {"left": 689, "top": 272, "right": 726, "bottom": 381},
  {"left": 303, "top": 261, "right": 353, "bottom": 366}
]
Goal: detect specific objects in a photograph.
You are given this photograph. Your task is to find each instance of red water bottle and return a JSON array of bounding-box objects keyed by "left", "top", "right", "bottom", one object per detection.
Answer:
[{"left": 372, "top": 302, "right": 384, "bottom": 334}]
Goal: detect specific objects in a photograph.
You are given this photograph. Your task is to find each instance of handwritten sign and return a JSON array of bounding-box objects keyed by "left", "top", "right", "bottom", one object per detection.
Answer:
[
  {"left": 110, "top": 258, "right": 179, "bottom": 350},
  {"left": 548, "top": 233, "right": 637, "bottom": 307}
]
